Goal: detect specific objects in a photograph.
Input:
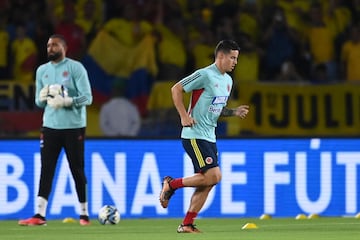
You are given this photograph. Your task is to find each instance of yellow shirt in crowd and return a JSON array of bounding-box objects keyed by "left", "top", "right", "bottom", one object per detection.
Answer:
[
  {"left": 341, "top": 41, "right": 360, "bottom": 82},
  {"left": 0, "top": 30, "right": 9, "bottom": 67},
  {"left": 11, "top": 37, "right": 37, "bottom": 82}
]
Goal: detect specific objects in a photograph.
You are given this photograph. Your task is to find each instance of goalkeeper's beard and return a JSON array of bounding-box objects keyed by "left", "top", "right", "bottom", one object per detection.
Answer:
[{"left": 47, "top": 52, "right": 62, "bottom": 61}]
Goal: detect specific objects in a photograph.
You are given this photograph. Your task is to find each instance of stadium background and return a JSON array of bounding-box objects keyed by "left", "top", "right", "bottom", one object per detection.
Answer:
[{"left": 0, "top": 0, "right": 359, "bottom": 220}]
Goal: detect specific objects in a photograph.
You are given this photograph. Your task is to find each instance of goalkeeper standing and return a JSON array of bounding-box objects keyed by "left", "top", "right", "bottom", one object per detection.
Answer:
[{"left": 18, "top": 34, "right": 93, "bottom": 226}]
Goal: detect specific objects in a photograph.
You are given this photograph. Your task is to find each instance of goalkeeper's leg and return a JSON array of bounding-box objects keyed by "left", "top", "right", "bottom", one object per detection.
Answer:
[
  {"left": 18, "top": 128, "right": 62, "bottom": 226},
  {"left": 64, "top": 128, "right": 90, "bottom": 225}
]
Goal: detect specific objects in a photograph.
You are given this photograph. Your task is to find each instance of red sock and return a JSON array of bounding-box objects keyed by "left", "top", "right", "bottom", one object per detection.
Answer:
[
  {"left": 169, "top": 178, "right": 184, "bottom": 190},
  {"left": 183, "top": 211, "right": 198, "bottom": 225}
]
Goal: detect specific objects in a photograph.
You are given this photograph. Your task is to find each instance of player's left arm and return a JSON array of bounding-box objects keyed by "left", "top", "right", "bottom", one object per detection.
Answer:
[
  {"left": 71, "top": 63, "right": 93, "bottom": 107},
  {"left": 221, "top": 105, "right": 249, "bottom": 119}
]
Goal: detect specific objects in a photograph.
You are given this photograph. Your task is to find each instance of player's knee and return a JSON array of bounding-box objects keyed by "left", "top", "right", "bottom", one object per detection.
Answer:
[
  {"left": 214, "top": 171, "right": 222, "bottom": 184},
  {"left": 205, "top": 167, "right": 221, "bottom": 185}
]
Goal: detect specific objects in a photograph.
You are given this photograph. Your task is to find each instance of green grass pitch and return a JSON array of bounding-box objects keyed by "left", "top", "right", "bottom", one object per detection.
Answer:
[{"left": 1, "top": 217, "right": 358, "bottom": 240}]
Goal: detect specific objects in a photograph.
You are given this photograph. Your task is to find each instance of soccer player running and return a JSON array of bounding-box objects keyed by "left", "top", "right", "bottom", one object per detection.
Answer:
[
  {"left": 18, "top": 34, "right": 93, "bottom": 226},
  {"left": 159, "top": 39, "right": 249, "bottom": 233}
]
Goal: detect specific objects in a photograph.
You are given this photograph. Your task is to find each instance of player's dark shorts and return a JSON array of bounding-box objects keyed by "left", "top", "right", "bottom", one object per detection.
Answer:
[{"left": 182, "top": 138, "right": 218, "bottom": 173}]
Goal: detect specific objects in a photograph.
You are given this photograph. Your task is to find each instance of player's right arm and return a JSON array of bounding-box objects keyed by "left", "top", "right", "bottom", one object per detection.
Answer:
[
  {"left": 171, "top": 82, "right": 195, "bottom": 127},
  {"left": 35, "top": 65, "right": 47, "bottom": 108}
]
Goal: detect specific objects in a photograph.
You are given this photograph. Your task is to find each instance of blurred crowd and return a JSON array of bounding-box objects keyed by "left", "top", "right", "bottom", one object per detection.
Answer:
[
  {"left": 1, "top": 0, "right": 360, "bottom": 84},
  {"left": 1, "top": 0, "right": 360, "bottom": 136}
]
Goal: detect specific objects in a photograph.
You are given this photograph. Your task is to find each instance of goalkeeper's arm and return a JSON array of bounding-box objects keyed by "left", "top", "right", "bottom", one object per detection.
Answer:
[{"left": 70, "top": 61, "right": 93, "bottom": 107}]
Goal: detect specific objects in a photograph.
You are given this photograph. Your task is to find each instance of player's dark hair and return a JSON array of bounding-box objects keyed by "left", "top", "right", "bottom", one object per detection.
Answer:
[
  {"left": 49, "top": 34, "right": 67, "bottom": 46},
  {"left": 214, "top": 40, "right": 240, "bottom": 57}
]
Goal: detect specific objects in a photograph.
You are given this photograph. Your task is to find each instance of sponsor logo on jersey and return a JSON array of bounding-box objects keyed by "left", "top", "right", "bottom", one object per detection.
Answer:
[
  {"left": 208, "top": 105, "right": 222, "bottom": 114},
  {"left": 212, "top": 96, "right": 228, "bottom": 105}
]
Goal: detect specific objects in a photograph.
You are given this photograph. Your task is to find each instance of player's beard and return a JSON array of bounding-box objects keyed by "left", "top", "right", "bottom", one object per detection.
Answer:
[{"left": 47, "top": 52, "right": 62, "bottom": 61}]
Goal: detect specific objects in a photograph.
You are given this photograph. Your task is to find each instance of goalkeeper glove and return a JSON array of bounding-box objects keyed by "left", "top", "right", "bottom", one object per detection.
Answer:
[
  {"left": 47, "top": 95, "right": 73, "bottom": 109},
  {"left": 39, "top": 85, "right": 49, "bottom": 102},
  {"left": 48, "top": 84, "right": 63, "bottom": 97}
]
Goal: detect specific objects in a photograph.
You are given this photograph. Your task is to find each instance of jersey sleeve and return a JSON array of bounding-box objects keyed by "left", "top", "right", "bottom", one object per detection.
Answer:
[
  {"left": 71, "top": 61, "right": 93, "bottom": 107},
  {"left": 34, "top": 65, "right": 47, "bottom": 108},
  {"left": 180, "top": 69, "right": 207, "bottom": 93}
]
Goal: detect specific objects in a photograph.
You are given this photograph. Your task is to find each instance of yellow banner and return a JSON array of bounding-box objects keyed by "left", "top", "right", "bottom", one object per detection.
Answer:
[{"left": 230, "top": 83, "right": 360, "bottom": 136}]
